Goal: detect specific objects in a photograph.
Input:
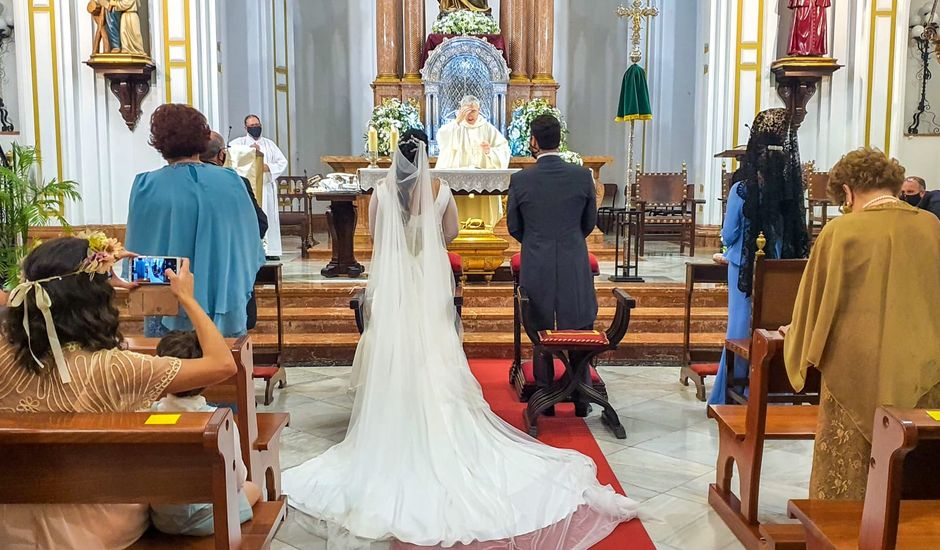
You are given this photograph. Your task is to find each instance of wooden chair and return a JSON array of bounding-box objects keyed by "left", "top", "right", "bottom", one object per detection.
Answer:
[
  {"left": 679, "top": 262, "right": 728, "bottom": 401},
  {"left": 719, "top": 163, "right": 734, "bottom": 226},
  {"left": 125, "top": 336, "right": 290, "bottom": 501},
  {"left": 786, "top": 407, "right": 940, "bottom": 550},
  {"left": 632, "top": 163, "right": 703, "bottom": 256},
  {"left": 253, "top": 264, "right": 287, "bottom": 406},
  {"left": 722, "top": 235, "right": 813, "bottom": 405},
  {"left": 517, "top": 286, "right": 636, "bottom": 439},
  {"left": 708, "top": 329, "right": 821, "bottom": 550},
  {"left": 349, "top": 255, "right": 464, "bottom": 333},
  {"left": 596, "top": 183, "right": 620, "bottom": 234},
  {"left": 805, "top": 169, "right": 833, "bottom": 241},
  {"left": 276, "top": 175, "right": 314, "bottom": 258},
  {"left": 0, "top": 411, "right": 287, "bottom": 549},
  {"left": 508, "top": 252, "right": 606, "bottom": 402}
]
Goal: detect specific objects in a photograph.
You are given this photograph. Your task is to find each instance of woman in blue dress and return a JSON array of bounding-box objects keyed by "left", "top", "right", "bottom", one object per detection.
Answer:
[
  {"left": 708, "top": 109, "right": 810, "bottom": 405},
  {"left": 126, "top": 104, "right": 265, "bottom": 338}
]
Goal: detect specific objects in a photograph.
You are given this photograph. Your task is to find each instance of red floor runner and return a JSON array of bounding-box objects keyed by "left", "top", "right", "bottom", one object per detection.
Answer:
[{"left": 468, "top": 359, "right": 655, "bottom": 550}]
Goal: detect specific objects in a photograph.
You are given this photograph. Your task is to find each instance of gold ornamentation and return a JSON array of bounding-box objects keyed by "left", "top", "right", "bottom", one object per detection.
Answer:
[
  {"left": 616, "top": 1, "right": 659, "bottom": 64},
  {"left": 756, "top": 231, "right": 767, "bottom": 256}
]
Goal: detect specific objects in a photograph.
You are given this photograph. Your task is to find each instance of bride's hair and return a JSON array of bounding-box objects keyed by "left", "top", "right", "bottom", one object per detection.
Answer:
[{"left": 398, "top": 129, "right": 429, "bottom": 164}]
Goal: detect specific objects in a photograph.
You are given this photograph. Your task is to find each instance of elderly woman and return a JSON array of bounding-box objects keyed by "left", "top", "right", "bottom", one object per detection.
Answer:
[
  {"left": 785, "top": 147, "right": 940, "bottom": 500},
  {"left": 126, "top": 104, "right": 265, "bottom": 338},
  {"left": 0, "top": 236, "right": 237, "bottom": 548}
]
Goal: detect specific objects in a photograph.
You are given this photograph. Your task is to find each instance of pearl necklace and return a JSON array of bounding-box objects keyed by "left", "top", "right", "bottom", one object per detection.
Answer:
[{"left": 862, "top": 195, "right": 900, "bottom": 210}]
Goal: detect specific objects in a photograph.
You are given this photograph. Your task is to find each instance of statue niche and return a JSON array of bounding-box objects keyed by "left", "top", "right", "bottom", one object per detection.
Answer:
[{"left": 421, "top": 37, "right": 510, "bottom": 155}]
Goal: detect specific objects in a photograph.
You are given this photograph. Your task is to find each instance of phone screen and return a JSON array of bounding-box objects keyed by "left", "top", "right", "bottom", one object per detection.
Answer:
[{"left": 129, "top": 257, "right": 179, "bottom": 285}]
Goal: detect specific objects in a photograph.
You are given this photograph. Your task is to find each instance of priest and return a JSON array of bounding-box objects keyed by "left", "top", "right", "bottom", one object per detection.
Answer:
[
  {"left": 436, "top": 95, "right": 510, "bottom": 228},
  {"left": 231, "top": 114, "right": 288, "bottom": 260}
]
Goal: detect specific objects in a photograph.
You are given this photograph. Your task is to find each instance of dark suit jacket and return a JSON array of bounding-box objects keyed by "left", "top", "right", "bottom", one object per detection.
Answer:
[
  {"left": 507, "top": 155, "right": 598, "bottom": 330},
  {"left": 240, "top": 176, "right": 269, "bottom": 238},
  {"left": 919, "top": 190, "right": 940, "bottom": 221}
]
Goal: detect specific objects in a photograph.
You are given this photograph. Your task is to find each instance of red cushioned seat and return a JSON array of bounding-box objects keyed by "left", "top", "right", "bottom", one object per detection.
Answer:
[
  {"left": 511, "top": 252, "right": 599, "bottom": 277},
  {"left": 520, "top": 358, "right": 603, "bottom": 384},
  {"left": 689, "top": 363, "right": 719, "bottom": 376},
  {"left": 447, "top": 252, "right": 463, "bottom": 275},
  {"left": 253, "top": 366, "right": 280, "bottom": 379},
  {"left": 538, "top": 329, "right": 609, "bottom": 347}
]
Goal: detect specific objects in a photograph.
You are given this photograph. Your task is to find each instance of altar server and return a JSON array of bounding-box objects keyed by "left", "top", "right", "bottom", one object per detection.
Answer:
[{"left": 231, "top": 115, "right": 288, "bottom": 260}]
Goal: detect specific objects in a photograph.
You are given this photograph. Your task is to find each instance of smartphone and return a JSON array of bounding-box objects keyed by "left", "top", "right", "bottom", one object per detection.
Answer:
[{"left": 128, "top": 256, "right": 182, "bottom": 285}]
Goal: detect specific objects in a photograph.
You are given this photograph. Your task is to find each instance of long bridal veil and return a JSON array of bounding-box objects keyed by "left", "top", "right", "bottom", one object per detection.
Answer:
[{"left": 282, "top": 143, "right": 639, "bottom": 550}]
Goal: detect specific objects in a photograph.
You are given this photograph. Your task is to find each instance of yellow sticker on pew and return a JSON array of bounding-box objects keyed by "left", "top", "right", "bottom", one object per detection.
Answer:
[
  {"left": 927, "top": 411, "right": 940, "bottom": 422},
  {"left": 145, "top": 414, "right": 181, "bottom": 425}
]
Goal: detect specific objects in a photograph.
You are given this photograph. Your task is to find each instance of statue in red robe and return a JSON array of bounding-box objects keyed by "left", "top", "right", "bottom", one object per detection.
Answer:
[{"left": 788, "top": 0, "right": 831, "bottom": 57}]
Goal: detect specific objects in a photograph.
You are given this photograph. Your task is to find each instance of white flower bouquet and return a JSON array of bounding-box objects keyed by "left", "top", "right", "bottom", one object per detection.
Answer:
[
  {"left": 507, "top": 99, "right": 582, "bottom": 164},
  {"left": 431, "top": 11, "right": 501, "bottom": 35},
  {"left": 364, "top": 98, "right": 424, "bottom": 156}
]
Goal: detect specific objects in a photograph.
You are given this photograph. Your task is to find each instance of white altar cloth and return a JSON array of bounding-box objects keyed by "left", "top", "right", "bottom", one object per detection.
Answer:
[{"left": 358, "top": 168, "right": 519, "bottom": 194}]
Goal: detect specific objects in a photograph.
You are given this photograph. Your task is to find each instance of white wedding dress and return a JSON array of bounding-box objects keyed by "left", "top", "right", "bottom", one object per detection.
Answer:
[{"left": 282, "top": 145, "right": 639, "bottom": 549}]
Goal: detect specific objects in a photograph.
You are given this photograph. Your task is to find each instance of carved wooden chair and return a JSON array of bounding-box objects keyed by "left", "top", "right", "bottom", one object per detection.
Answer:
[
  {"left": 517, "top": 286, "right": 636, "bottom": 439},
  {"left": 632, "top": 163, "right": 702, "bottom": 256},
  {"left": 783, "top": 407, "right": 940, "bottom": 550},
  {"left": 718, "top": 163, "right": 734, "bottom": 227},
  {"left": 805, "top": 168, "right": 833, "bottom": 241},
  {"left": 596, "top": 183, "right": 621, "bottom": 234},
  {"left": 508, "top": 252, "right": 606, "bottom": 402},
  {"left": 722, "top": 236, "right": 814, "bottom": 405},
  {"left": 253, "top": 264, "right": 287, "bottom": 406},
  {"left": 708, "top": 329, "right": 820, "bottom": 549},
  {"left": 679, "top": 262, "right": 728, "bottom": 402},
  {"left": 276, "top": 175, "right": 314, "bottom": 258}
]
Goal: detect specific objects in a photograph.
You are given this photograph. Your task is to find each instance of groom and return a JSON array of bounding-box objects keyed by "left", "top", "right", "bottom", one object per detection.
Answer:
[{"left": 507, "top": 115, "right": 598, "bottom": 417}]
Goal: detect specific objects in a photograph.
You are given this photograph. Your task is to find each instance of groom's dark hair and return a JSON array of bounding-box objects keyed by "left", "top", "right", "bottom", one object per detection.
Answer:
[
  {"left": 399, "top": 128, "right": 429, "bottom": 164},
  {"left": 530, "top": 115, "right": 562, "bottom": 150}
]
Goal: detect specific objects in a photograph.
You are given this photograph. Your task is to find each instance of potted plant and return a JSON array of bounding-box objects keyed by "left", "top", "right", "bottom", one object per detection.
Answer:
[{"left": 0, "top": 143, "right": 80, "bottom": 288}]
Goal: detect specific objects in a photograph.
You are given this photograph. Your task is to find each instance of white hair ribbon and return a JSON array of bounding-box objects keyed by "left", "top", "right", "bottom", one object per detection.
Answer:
[{"left": 7, "top": 275, "right": 72, "bottom": 384}]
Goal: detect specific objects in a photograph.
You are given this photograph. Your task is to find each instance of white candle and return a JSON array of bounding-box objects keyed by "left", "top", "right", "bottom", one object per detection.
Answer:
[{"left": 368, "top": 126, "right": 378, "bottom": 153}]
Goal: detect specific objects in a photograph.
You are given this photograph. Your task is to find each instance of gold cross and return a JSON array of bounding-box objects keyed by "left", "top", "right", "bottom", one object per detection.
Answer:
[{"left": 617, "top": 0, "right": 659, "bottom": 64}]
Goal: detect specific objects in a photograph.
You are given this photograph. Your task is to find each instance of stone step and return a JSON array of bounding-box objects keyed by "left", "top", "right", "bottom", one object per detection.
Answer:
[{"left": 247, "top": 330, "right": 726, "bottom": 365}]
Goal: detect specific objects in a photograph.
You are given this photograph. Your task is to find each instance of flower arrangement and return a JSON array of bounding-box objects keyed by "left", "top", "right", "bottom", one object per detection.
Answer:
[
  {"left": 431, "top": 11, "right": 501, "bottom": 35},
  {"left": 507, "top": 99, "right": 582, "bottom": 164},
  {"left": 77, "top": 230, "right": 125, "bottom": 276},
  {"left": 364, "top": 98, "right": 424, "bottom": 157}
]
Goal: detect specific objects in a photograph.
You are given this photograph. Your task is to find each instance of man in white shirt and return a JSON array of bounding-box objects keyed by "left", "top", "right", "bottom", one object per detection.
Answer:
[{"left": 230, "top": 115, "right": 288, "bottom": 259}]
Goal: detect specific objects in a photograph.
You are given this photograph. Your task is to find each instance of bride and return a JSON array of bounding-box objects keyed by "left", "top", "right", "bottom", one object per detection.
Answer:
[{"left": 282, "top": 130, "right": 639, "bottom": 549}]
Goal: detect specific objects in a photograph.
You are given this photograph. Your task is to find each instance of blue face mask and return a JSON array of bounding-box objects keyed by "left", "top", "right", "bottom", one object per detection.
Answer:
[
  {"left": 902, "top": 194, "right": 922, "bottom": 207},
  {"left": 247, "top": 126, "right": 262, "bottom": 139}
]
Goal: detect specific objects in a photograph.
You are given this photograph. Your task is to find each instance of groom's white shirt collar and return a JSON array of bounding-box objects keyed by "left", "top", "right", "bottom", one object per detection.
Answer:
[{"left": 537, "top": 152, "right": 563, "bottom": 159}]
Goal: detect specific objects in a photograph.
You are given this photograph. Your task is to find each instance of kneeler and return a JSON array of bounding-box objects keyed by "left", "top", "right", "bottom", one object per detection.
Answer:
[
  {"left": 517, "top": 286, "right": 636, "bottom": 440},
  {"left": 508, "top": 252, "right": 607, "bottom": 402},
  {"left": 350, "top": 252, "right": 464, "bottom": 333},
  {"left": 253, "top": 264, "right": 287, "bottom": 406}
]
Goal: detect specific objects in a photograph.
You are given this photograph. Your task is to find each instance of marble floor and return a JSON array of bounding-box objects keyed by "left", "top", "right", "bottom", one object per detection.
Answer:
[
  {"left": 276, "top": 236, "right": 716, "bottom": 284},
  {"left": 258, "top": 364, "right": 813, "bottom": 550}
]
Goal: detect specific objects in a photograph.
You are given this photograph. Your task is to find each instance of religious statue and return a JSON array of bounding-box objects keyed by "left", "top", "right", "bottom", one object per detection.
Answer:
[
  {"left": 88, "top": 0, "right": 147, "bottom": 56},
  {"left": 439, "top": 0, "right": 491, "bottom": 15},
  {"left": 787, "top": 0, "right": 831, "bottom": 57}
]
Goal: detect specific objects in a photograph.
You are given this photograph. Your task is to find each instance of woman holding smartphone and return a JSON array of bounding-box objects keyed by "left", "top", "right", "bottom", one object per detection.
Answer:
[
  {"left": 126, "top": 104, "right": 265, "bottom": 337},
  {"left": 0, "top": 237, "right": 237, "bottom": 549}
]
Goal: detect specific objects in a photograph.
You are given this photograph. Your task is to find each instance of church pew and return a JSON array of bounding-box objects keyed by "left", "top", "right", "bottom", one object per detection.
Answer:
[
  {"left": 124, "top": 336, "right": 290, "bottom": 501},
  {"left": 707, "top": 328, "right": 820, "bottom": 550},
  {"left": 0, "top": 411, "right": 286, "bottom": 550},
  {"left": 785, "top": 407, "right": 940, "bottom": 550},
  {"left": 722, "top": 235, "right": 813, "bottom": 405}
]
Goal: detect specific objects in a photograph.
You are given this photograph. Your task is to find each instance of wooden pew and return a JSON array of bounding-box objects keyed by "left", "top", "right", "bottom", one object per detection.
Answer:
[
  {"left": 124, "top": 336, "right": 290, "bottom": 501},
  {"left": 785, "top": 407, "right": 940, "bottom": 550},
  {"left": 708, "top": 328, "right": 820, "bottom": 549},
  {"left": 0, "top": 411, "right": 286, "bottom": 549},
  {"left": 722, "top": 236, "right": 812, "bottom": 404},
  {"left": 679, "top": 262, "right": 727, "bottom": 401}
]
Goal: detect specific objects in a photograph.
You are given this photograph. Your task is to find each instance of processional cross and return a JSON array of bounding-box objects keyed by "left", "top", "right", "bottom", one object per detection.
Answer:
[{"left": 617, "top": 0, "right": 659, "bottom": 64}]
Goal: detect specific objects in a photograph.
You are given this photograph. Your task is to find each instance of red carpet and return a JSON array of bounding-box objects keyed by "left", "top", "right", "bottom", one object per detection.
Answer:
[{"left": 469, "top": 359, "right": 655, "bottom": 550}]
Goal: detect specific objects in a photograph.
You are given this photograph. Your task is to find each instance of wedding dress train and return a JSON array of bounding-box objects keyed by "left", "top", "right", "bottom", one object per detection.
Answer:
[{"left": 282, "top": 144, "right": 639, "bottom": 549}]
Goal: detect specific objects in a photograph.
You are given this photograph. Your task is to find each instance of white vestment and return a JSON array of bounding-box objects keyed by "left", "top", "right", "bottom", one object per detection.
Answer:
[
  {"left": 230, "top": 135, "right": 288, "bottom": 256},
  {"left": 435, "top": 118, "right": 511, "bottom": 169}
]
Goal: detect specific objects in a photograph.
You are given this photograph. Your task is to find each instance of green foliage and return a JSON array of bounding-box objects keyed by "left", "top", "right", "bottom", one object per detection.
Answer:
[{"left": 0, "top": 143, "right": 80, "bottom": 288}]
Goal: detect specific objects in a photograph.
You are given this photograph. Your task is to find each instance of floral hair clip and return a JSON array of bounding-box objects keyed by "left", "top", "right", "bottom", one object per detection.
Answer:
[{"left": 76, "top": 230, "right": 125, "bottom": 276}]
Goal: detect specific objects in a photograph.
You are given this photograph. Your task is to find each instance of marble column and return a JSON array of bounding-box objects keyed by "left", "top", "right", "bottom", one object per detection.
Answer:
[
  {"left": 373, "top": 0, "right": 403, "bottom": 104},
  {"left": 506, "top": 0, "right": 534, "bottom": 112},
  {"left": 530, "top": 0, "right": 558, "bottom": 103},
  {"left": 401, "top": 0, "right": 426, "bottom": 115}
]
